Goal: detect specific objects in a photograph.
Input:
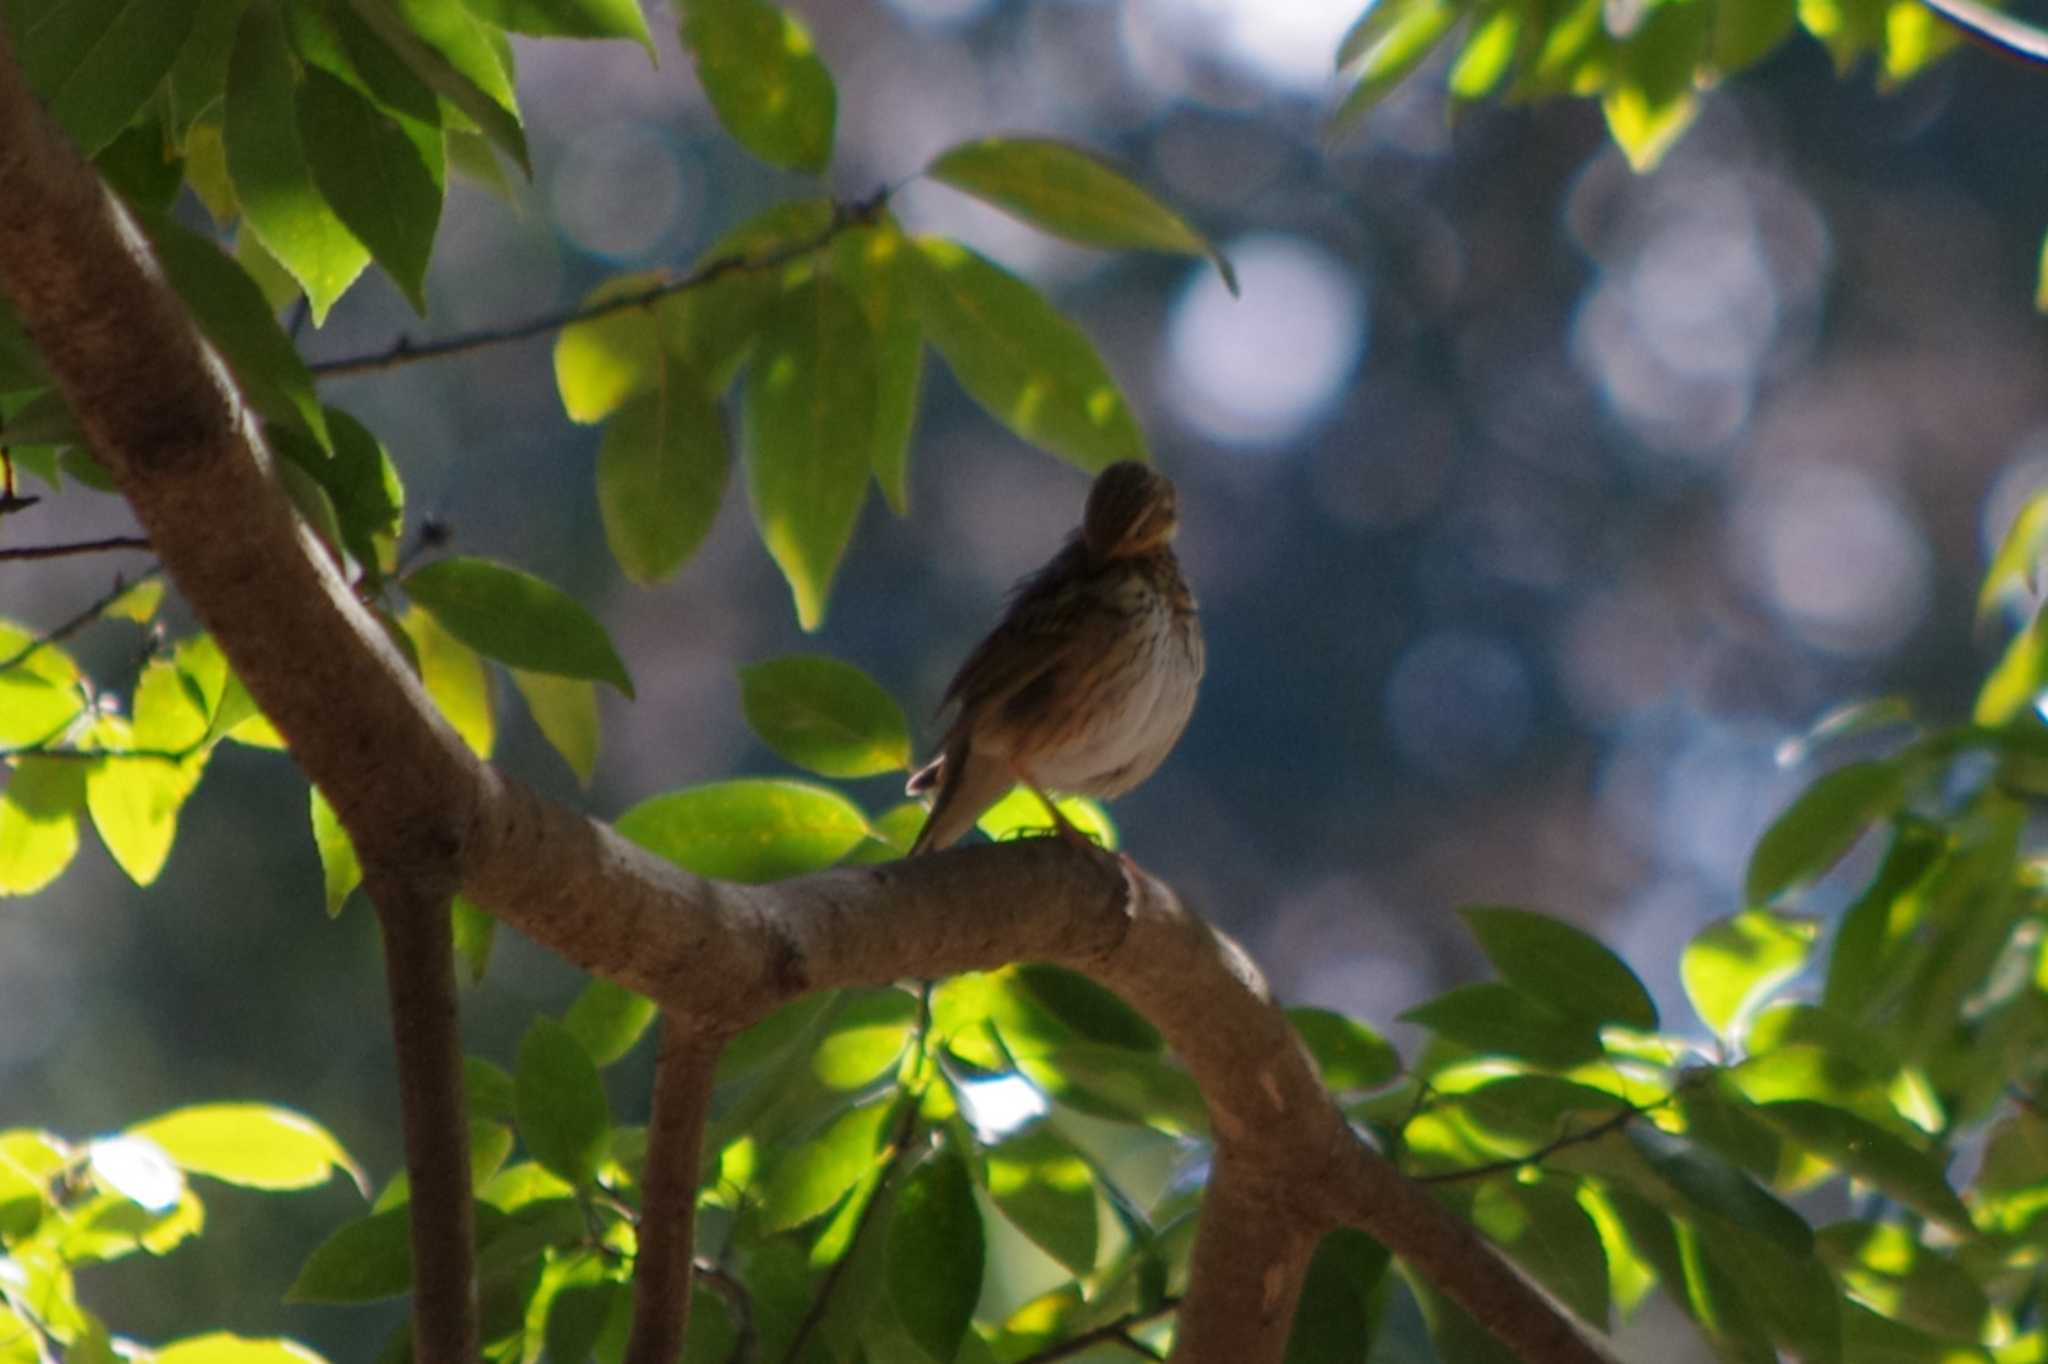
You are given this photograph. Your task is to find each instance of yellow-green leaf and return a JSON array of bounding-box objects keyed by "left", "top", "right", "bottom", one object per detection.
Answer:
[
  {"left": 510, "top": 669, "right": 600, "bottom": 787},
  {"left": 616, "top": 779, "right": 869, "bottom": 882},
  {"left": 596, "top": 356, "right": 729, "bottom": 585},
  {"left": 310, "top": 787, "right": 362, "bottom": 917},
  {"left": 400, "top": 604, "right": 496, "bottom": 757},
  {"left": 131, "top": 1104, "right": 365, "bottom": 1193}
]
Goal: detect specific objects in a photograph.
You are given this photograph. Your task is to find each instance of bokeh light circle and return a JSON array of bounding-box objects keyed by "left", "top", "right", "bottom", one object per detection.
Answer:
[{"left": 1163, "top": 235, "right": 1366, "bottom": 449}]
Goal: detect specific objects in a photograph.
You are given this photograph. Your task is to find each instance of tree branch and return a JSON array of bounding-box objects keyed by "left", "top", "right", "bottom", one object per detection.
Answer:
[
  {"left": 306, "top": 190, "right": 888, "bottom": 379},
  {"left": 367, "top": 867, "right": 477, "bottom": 1364},
  {"left": 0, "top": 34, "right": 1614, "bottom": 1364},
  {"left": 625, "top": 1016, "right": 725, "bottom": 1364},
  {"left": 0, "top": 533, "right": 150, "bottom": 560}
]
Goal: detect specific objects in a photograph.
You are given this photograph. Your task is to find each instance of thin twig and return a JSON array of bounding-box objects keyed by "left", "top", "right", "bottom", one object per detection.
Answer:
[
  {"left": 0, "top": 534, "right": 150, "bottom": 560},
  {"left": 1416, "top": 1105, "right": 1643, "bottom": 1186},
  {"left": 693, "top": 1258, "right": 757, "bottom": 1364},
  {"left": 0, "top": 564, "right": 163, "bottom": 674},
  {"left": 779, "top": 1098, "right": 923, "bottom": 1364},
  {"left": 1014, "top": 1300, "right": 1183, "bottom": 1364},
  {"left": 309, "top": 190, "right": 891, "bottom": 379}
]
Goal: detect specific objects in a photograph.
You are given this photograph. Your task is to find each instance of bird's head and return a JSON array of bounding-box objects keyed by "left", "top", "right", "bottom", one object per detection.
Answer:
[{"left": 1082, "top": 461, "right": 1179, "bottom": 560}]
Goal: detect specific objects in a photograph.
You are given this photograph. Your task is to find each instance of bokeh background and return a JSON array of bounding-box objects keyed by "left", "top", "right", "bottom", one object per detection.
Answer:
[{"left": 7, "top": 0, "right": 2048, "bottom": 1352}]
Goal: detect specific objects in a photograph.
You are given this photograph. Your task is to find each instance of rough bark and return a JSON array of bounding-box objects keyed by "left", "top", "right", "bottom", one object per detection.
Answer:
[{"left": 0, "top": 38, "right": 1616, "bottom": 1364}]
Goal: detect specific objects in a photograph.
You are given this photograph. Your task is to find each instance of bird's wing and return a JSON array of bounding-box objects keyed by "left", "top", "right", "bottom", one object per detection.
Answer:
[{"left": 938, "top": 538, "right": 1109, "bottom": 728}]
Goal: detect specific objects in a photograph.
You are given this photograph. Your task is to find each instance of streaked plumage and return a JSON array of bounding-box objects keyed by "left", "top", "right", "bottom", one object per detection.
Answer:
[{"left": 907, "top": 461, "right": 1204, "bottom": 855}]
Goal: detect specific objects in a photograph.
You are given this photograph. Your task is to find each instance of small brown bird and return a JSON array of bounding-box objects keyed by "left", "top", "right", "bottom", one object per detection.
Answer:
[{"left": 907, "top": 461, "right": 1204, "bottom": 855}]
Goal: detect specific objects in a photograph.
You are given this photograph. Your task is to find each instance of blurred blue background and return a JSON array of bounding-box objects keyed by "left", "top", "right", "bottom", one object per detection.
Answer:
[{"left": 7, "top": 0, "right": 2048, "bottom": 1353}]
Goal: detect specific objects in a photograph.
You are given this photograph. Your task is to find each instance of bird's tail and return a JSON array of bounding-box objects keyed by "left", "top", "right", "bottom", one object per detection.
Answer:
[{"left": 907, "top": 742, "right": 1010, "bottom": 855}]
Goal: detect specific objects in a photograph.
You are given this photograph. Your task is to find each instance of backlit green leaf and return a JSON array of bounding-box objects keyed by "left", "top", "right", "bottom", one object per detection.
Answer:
[
  {"left": 1284, "top": 1229, "right": 1390, "bottom": 1364},
  {"left": 84, "top": 752, "right": 201, "bottom": 885},
  {"left": 0, "top": 757, "right": 84, "bottom": 895},
  {"left": 461, "top": 0, "right": 654, "bottom": 48},
  {"left": 597, "top": 358, "right": 729, "bottom": 584},
  {"left": 616, "top": 779, "right": 869, "bottom": 882},
  {"left": 344, "top": 0, "right": 529, "bottom": 173},
  {"left": 131, "top": 1104, "right": 364, "bottom": 1193},
  {"left": 1976, "top": 607, "right": 2048, "bottom": 725},
  {"left": 510, "top": 669, "right": 600, "bottom": 787},
  {"left": 553, "top": 273, "right": 665, "bottom": 424},
  {"left": 399, "top": 603, "right": 496, "bottom": 757},
  {"left": 889, "top": 1147, "right": 984, "bottom": 1363},
  {"left": 156, "top": 1334, "right": 333, "bottom": 1364},
  {"left": 1472, "top": 1177, "right": 1610, "bottom": 1328},
  {"left": 986, "top": 1126, "right": 1098, "bottom": 1277},
  {"left": 1400, "top": 983, "right": 1604, "bottom": 1069},
  {"left": 912, "top": 237, "right": 1145, "bottom": 474},
  {"left": 225, "top": 2, "right": 371, "bottom": 324},
  {"left": 515, "top": 1017, "right": 611, "bottom": 1187},
  {"left": 286, "top": 1207, "right": 412, "bottom": 1302},
  {"left": 309, "top": 787, "right": 361, "bottom": 917},
  {"left": 12, "top": 0, "right": 197, "bottom": 157},
  {"left": 974, "top": 787, "right": 1118, "bottom": 850},
  {"left": 1288, "top": 1008, "right": 1400, "bottom": 1092},
  {"left": 832, "top": 220, "right": 923, "bottom": 513},
  {"left": 1681, "top": 911, "right": 1815, "bottom": 1039},
  {"left": 927, "top": 137, "right": 1234, "bottom": 292},
  {"left": 0, "top": 674, "right": 81, "bottom": 746},
  {"left": 562, "top": 979, "right": 657, "bottom": 1067},
  {"left": 1332, "top": 0, "right": 1458, "bottom": 125},
  {"left": 297, "top": 65, "right": 442, "bottom": 313},
  {"left": 1461, "top": 905, "right": 1658, "bottom": 1029},
  {"left": 1754, "top": 1099, "right": 1969, "bottom": 1229},
  {"left": 744, "top": 275, "right": 876, "bottom": 630},
  {"left": 812, "top": 989, "right": 916, "bottom": 1090},
  {"left": 760, "top": 1098, "right": 894, "bottom": 1230},
  {"left": 1745, "top": 760, "right": 1907, "bottom": 906},
  {"left": 404, "top": 556, "right": 634, "bottom": 697},
  {"left": 739, "top": 654, "right": 911, "bottom": 778},
  {"left": 680, "top": 0, "right": 836, "bottom": 173}
]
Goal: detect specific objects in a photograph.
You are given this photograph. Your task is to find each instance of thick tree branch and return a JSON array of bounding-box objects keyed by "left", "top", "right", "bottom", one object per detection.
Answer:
[
  {"left": 625, "top": 1016, "right": 724, "bottom": 1364},
  {"left": 369, "top": 870, "right": 477, "bottom": 1364},
  {"left": 0, "top": 37, "right": 1612, "bottom": 1364}
]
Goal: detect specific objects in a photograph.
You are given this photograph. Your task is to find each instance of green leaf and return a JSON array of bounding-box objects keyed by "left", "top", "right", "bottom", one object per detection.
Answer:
[
  {"left": 1979, "top": 489, "right": 2048, "bottom": 625},
  {"left": 1714, "top": 0, "right": 1800, "bottom": 71},
  {"left": 398, "top": 603, "right": 496, "bottom": 757},
  {"left": 970, "top": 786, "right": 1120, "bottom": 851},
  {"left": 467, "top": 1056, "right": 517, "bottom": 1122},
  {"left": 1628, "top": 1125, "right": 1814, "bottom": 1258},
  {"left": 1822, "top": 818, "right": 1944, "bottom": 1018},
  {"left": 167, "top": 0, "right": 243, "bottom": 136},
  {"left": 515, "top": 1017, "right": 612, "bottom": 1187},
  {"left": 131, "top": 1104, "right": 365, "bottom": 1193},
  {"left": 286, "top": 1207, "right": 413, "bottom": 1302},
  {"left": 679, "top": 0, "right": 836, "bottom": 173},
  {"left": 509, "top": 669, "right": 600, "bottom": 787},
  {"left": 1681, "top": 911, "right": 1816, "bottom": 1039},
  {"left": 297, "top": 65, "right": 442, "bottom": 313},
  {"left": 460, "top": 0, "right": 654, "bottom": 48},
  {"left": 1287, "top": 1008, "right": 1400, "bottom": 1092},
  {"left": 744, "top": 276, "right": 876, "bottom": 631},
  {"left": 1399, "top": 983, "right": 1604, "bottom": 1069},
  {"left": 553, "top": 273, "right": 665, "bottom": 424},
  {"left": 1817, "top": 1221, "right": 1991, "bottom": 1342},
  {"left": 1014, "top": 965, "right": 1160, "bottom": 1052},
  {"left": 562, "top": 979, "right": 657, "bottom": 1067},
  {"left": 1976, "top": 607, "right": 2048, "bottom": 725},
  {"left": 986, "top": 1126, "right": 1098, "bottom": 1278},
  {"left": 615, "top": 779, "right": 870, "bottom": 882},
  {"left": 1746, "top": 760, "right": 1907, "bottom": 905},
  {"left": 309, "top": 787, "right": 362, "bottom": 917},
  {"left": 811, "top": 989, "right": 916, "bottom": 1090},
  {"left": 1471, "top": 1177, "right": 1610, "bottom": 1328},
  {"left": 139, "top": 211, "right": 329, "bottom": 449},
  {"left": 759, "top": 1098, "right": 895, "bottom": 1230},
  {"left": 0, "top": 674, "right": 83, "bottom": 745},
  {"left": 597, "top": 358, "right": 729, "bottom": 585},
  {"left": 225, "top": 2, "right": 372, "bottom": 324},
  {"left": 1020, "top": 1042, "right": 1207, "bottom": 1133},
  {"left": 911, "top": 237, "right": 1145, "bottom": 473},
  {"left": 1447, "top": 5, "right": 1521, "bottom": 98},
  {"left": 404, "top": 556, "right": 634, "bottom": 697},
  {"left": 889, "top": 1147, "right": 984, "bottom": 1364},
  {"left": 155, "top": 1334, "right": 335, "bottom": 1364},
  {"left": 1753, "top": 1100, "right": 1969, "bottom": 1229},
  {"left": 12, "top": 0, "right": 198, "bottom": 157},
  {"left": 739, "top": 655, "right": 911, "bottom": 778},
  {"left": 1283, "top": 1229, "right": 1389, "bottom": 1364},
  {"left": 312, "top": 410, "right": 405, "bottom": 583},
  {"left": 452, "top": 894, "right": 494, "bottom": 983},
  {"left": 1332, "top": 0, "right": 1459, "bottom": 125},
  {"left": 927, "top": 137, "right": 1235, "bottom": 292},
  {"left": 1460, "top": 905, "right": 1659, "bottom": 1029},
  {"left": 85, "top": 753, "right": 201, "bottom": 885},
  {"left": 343, "top": 0, "right": 529, "bottom": 174},
  {"left": 0, "top": 756, "right": 85, "bottom": 894},
  {"left": 1602, "top": 0, "right": 1710, "bottom": 171},
  {"left": 832, "top": 220, "right": 923, "bottom": 514}
]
